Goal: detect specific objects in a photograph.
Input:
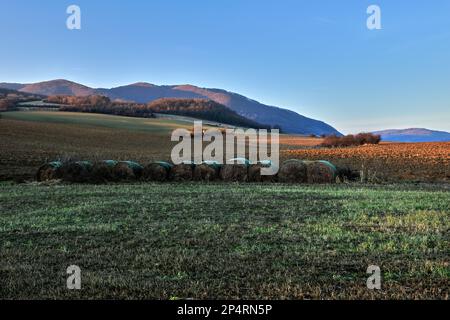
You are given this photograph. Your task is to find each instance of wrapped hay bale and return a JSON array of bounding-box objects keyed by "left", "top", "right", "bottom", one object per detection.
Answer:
[
  {"left": 142, "top": 161, "right": 173, "bottom": 182},
  {"left": 91, "top": 160, "right": 118, "bottom": 183},
  {"left": 277, "top": 159, "right": 307, "bottom": 183},
  {"left": 193, "top": 161, "right": 221, "bottom": 182},
  {"left": 36, "top": 161, "right": 63, "bottom": 182},
  {"left": 248, "top": 161, "right": 277, "bottom": 183},
  {"left": 112, "top": 161, "right": 144, "bottom": 181},
  {"left": 220, "top": 158, "right": 249, "bottom": 182},
  {"left": 304, "top": 160, "right": 337, "bottom": 184},
  {"left": 61, "top": 161, "right": 93, "bottom": 183},
  {"left": 171, "top": 162, "right": 194, "bottom": 181}
]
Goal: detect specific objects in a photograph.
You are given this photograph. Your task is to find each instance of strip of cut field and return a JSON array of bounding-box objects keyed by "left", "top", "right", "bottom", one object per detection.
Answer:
[
  {"left": 1, "top": 111, "right": 195, "bottom": 133},
  {"left": 0, "top": 182, "right": 448, "bottom": 299}
]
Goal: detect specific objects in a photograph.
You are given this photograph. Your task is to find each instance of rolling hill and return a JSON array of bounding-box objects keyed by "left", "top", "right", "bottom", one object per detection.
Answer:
[
  {"left": 373, "top": 128, "right": 450, "bottom": 142},
  {"left": 0, "top": 79, "right": 341, "bottom": 136},
  {"left": 0, "top": 88, "right": 46, "bottom": 99},
  {"left": 0, "top": 79, "right": 95, "bottom": 96}
]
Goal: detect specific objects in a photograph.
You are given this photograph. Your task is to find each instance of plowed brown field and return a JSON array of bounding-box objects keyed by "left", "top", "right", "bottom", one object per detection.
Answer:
[
  {"left": 282, "top": 142, "right": 450, "bottom": 183},
  {"left": 1, "top": 111, "right": 449, "bottom": 183}
]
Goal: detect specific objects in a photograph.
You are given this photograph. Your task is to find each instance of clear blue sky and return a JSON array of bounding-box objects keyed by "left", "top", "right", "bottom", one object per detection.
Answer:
[{"left": 1, "top": 0, "right": 449, "bottom": 133}]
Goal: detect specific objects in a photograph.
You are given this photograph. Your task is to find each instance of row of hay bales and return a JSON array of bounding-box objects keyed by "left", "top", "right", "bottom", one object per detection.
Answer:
[
  {"left": 36, "top": 160, "right": 144, "bottom": 183},
  {"left": 36, "top": 159, "right": 338, "bottom": 183},
  {"left": 277, "top": 159, "right": 338, "bottom": 184}
]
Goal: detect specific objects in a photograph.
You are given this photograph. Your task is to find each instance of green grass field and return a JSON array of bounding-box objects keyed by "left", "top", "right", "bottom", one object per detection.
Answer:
[
  {"left": 1, "top": 111, "right": 194, "bottom": 133},
  {"left": 0, "top": 182, "right": 448, "bottom": 299}
]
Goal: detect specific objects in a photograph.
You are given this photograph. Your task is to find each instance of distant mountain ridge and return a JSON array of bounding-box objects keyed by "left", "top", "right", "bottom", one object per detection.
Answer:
[
  {"left": 373, "top": 128, "right": 450, "bottom": 142},
  {"left": 0, "top": 79, "right": 341, "bottom": 136},
  {"left": 0, "top": 79, "right": 95, "bottom": 96}
]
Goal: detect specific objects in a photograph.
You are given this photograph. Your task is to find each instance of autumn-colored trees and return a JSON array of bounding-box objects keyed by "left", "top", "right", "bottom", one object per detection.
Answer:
[
  {"left": 147, "top": 98, "right": 270, "bottom": 129},
  {"left": 0, "top": 99, "right": 15, "bottom": 111},
  {"left": 321, "top": 133, "right": 381, "bottom": 148},
  {"left": 46, "top": 96, "right": 270, "bottom": 128},
  {"left": 0, "top": 89, "right": 45, "bottom": 111},
  {"left": 48, "top": 95, "right": 154, "bottom": 118},
  {"left": 46, "top": 95, "right": 111, "bottom": 107}
]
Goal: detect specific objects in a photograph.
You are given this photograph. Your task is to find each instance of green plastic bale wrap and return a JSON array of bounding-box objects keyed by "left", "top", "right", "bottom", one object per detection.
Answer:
[
  {"left": 36, "top": 161, "right": 63, "bottom": 182},
  {"left": 62, "top": 161, "right": 93, "bottom": 183},
  {"left": 228, "top": 158, "right": 251, "bottom": 166},
  {"left": 304, "top": 160, "right": 337, "bottom": 184},
  {"left": 112, "top": 161, "right": 144, "bottom": 181},
  {"left": 103, "top": 160, "right": 118, "bottom": 167},
  {"left": 277, "top": 159, "right": 307, "bottom": 183},
  {"left": 202, "top": 160, "right": 222, "bottom": 171},
  {"left": 142, "top": 161, "right": 173, "bottom": 182},
  {"left": 91, "top": 160, "right": 118, "bottom": 183},
  {"left": 193, "top": 161, "right": 222, "bottom": 182}
]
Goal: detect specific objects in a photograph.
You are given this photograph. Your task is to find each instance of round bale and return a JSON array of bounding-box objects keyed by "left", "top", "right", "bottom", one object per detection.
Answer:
[
  {"left": 142, "top": 161, "right": 173, "bottom": 182},
  {"left": 304, "top": 160, "right": 337, "bottom": 184},
  {"left": 221, "top": 158, "right": 250, "bottom": 182},
  {"left": 171, "top": 163, "right": 194, "bottom": 181},
  {"left": 91, "top": 160, "right": 117, "bottom": 183},
  {"left": 61, "top": 161, "right": 93, "bottom": 183},
  {"left": 112, "top": 161, "right": 144, "bottom": 181},
  {"left": 193, "top": 161, "right": 221, "bottom": 182},
  {"left": 248, "top": 161, "right": 277, "bottom": 183},
  {"left": 277, "top": 159, "right": 307, "bottom": 183},
  {"left": 36, "top": 161, "right": 63, "bottom": 182}
]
